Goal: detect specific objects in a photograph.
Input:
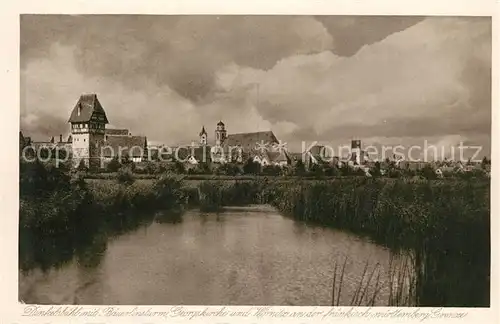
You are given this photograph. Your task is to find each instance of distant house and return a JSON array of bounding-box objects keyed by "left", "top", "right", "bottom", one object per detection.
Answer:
[
  {"left": 435, "top": 166, "right": 455, "bottom": 177},
  {"left": 210, "top": 145, "right": 242, "bottom": 164},
  {"left": 175, "top": 145, "right": 212, "bottom": 165},
  {"left": 398, "top": 161, "right": 429, "bottom": 171},
  {"left": 268, "top": 150, "right": 291, "bottom": 167},
  {"left": 101, "top": 134, "right": 148, "bottom": 163},
  {"left": 186, "top": 155, "right": 199, "bottom": 165},
  {"left": 253, "top": 155, "right": 268, "bottom": 166},
  {"left": 105, "top": 128, "right": 130, "bottom": 136},
  {"left": 19, "top": 131, "right": 32, "bottom": 153},
  {"left": 288, "top": 152, "right": 304, "bottom": 166},
  {"left": 303, "top": 145, "right": 332, "bottom": 169}
]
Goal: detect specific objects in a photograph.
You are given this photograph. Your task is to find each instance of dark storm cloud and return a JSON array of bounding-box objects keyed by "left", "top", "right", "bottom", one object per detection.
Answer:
[
  {"left": 20, "top": 15, "right": 491, "bottom": 152},
  {"left": 314, "top": 16, "right": 424, "bottom": 56},
  {"left": 21, "top": 15, "right": 333, "bottom": 102},
  {"left": 21, "top": 15, "right": 420, "bottom": 103}
]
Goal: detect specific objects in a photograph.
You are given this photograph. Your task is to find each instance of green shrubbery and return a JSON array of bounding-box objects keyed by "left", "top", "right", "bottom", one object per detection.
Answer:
[
  {"left": 117, "top": 167, "right": 135, "bottom": 185},
  {"left": 19, "top": 160, "right": 187, "bottom": 272}
]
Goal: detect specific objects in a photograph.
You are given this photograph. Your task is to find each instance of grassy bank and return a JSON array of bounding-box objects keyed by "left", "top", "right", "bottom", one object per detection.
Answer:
[{"left": 19, "top": 161, "right": 186, "bottom": 272}]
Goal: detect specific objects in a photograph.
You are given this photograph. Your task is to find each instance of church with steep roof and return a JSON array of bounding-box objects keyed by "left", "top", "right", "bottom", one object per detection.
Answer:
[{"left": 194, "top": 121, "right": 290, "bottom": 166}]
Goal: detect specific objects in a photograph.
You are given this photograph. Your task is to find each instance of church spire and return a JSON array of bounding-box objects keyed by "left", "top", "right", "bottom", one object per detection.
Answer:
[
  {"left": 199, "top": 125, "right": 208, "bottom": 146},
  {"left": 199, "top": 125, "right": 207, "bottom": 136}
]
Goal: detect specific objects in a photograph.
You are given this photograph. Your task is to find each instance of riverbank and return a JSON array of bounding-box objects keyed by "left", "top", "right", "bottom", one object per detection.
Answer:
[
  {"left": 19, "top": 162, "right": 490, "bottom": 306},
  {"left": 270, "top": 178, "right": 490, "bottom": 307}
]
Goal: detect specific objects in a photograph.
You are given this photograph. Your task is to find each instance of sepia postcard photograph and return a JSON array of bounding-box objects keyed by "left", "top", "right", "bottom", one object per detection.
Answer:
[{"left": 15, "top": 9, "right": 493, "bottom": 314}]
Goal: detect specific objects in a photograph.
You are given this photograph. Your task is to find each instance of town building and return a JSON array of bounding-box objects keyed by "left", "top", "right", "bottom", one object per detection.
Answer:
[
  {"left": 350, "top": 139, "right": 364, "bottom": 165},
  {"left": 67, "top": 93, "right": 148, "bottom": 169},
  {"left": 68, "top": 94, "right": 108, "bottom": 169},
  {"left": 19, "top": 131, "right": 32, "bottom": 153},
  {"left": 192, "top": 122, "right": 291, "bottom": 166}
]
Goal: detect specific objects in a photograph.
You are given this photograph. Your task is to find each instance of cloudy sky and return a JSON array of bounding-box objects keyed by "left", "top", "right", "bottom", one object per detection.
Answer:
[{"left": 21, "top": 15, "right": 491, "bottom": 158}]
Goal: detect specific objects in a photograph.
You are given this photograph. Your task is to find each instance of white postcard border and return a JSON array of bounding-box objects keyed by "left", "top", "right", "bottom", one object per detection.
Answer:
[{"left": 1, "top": 0, "right": 498, "bottom": 323}]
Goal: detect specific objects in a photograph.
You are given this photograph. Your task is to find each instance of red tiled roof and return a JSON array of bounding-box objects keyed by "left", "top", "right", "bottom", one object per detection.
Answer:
[
  {"left": 267, "top": 150, "right": 290, "bottom": 163},
  {"left": 101, "top": 135, "right": 147, "bottom": 158},
  {"left": 68, "top": 94, "right": 109, "bottom": 124},
  {"left": 225, "top": 131, "right": 278, "bottom": 151},
  {"left": 106, "top": 128, "right": 129, "bottom": 135}
]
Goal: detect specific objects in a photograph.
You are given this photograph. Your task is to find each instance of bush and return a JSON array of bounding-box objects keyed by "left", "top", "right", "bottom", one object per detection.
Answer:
[
  {"left": 19, "top": 159, "right": 72, "bottom": 198},
  {"left": 164, "top": 161, "right": 186, "bottom": 174},
  {"left": 293, "top": 160, "right": 306, "bottom": 176},
  {"left": 309, "top": 163, "right": 325, "bottom": 177},
  {"left": 153, "top": 173, "right": 185, "bottom": 209},
  {"left": 143, "top": 161, "right": 160, "bottom": 174},
  {"left": 419, "top": 165, "right": 438, "bottom": 180},
  {"left": 217, "top": 163, "right": 241, "bottom": 176},
  {"left": 197, "top": 181, "right": 225, "bottom": 212},
  {"left": 243, "top": 158, "right": 261, "bottom": 175},
  {"left": 262, "top": 165, "right": 281, "bottom": 176},
  {"left": 107, "top": 157, "right": 122, "bottom": 172},
  {"left": 77, "top": 159, "right": 88, "bottom": 172},
  {"left": 117, "top": 167, "right": 135, "bottom": 185}
]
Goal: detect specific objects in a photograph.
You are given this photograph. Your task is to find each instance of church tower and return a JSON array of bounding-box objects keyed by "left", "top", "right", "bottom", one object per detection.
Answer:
[
  {"left": 68, "top": 94, "right": 109, "bottom": 169},
  {"left": 199, "top": 126, "right": 207, "bottom": 146},
  {"left": 351, "top": 139, "right": 362, "bottom": 165},
  {"left": 215, "top": 121, "right": 227, "bottom": 146}
]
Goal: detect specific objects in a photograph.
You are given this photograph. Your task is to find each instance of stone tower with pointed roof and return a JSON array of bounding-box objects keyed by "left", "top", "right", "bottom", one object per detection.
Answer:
[
  {"left": 199, "top": 126, "right": 207, "bottom": 146},
  {"left": 215, "top": 121, "right": 227, "bottom": 146},
  {"left": 68, "top": 94, "right": 109, "bottom": 169}
]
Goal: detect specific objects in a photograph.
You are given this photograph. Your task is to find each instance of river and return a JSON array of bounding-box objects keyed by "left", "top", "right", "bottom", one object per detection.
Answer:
[{"left": 19, "top": 205, "right": 410, "bottom": 306}]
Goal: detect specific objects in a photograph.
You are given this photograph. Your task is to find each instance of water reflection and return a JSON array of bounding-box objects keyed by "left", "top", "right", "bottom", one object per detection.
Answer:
[
  {"left": 154, "top": 210, "right": 183, "bottom": 224},
  {"left": 75, "top": 232, "right": 107, "bottom": 269},
  {"left": 20, "top": 206, "right": 413, "bottom": 306}
]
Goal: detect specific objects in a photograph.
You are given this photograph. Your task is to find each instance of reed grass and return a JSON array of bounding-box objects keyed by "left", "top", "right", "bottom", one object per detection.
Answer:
[
  {"left": 331, "top": 253, "right": 416, "bottom": 306},
  {"left": 272, "top": 178, "right": 490, "bottom": 307}
]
